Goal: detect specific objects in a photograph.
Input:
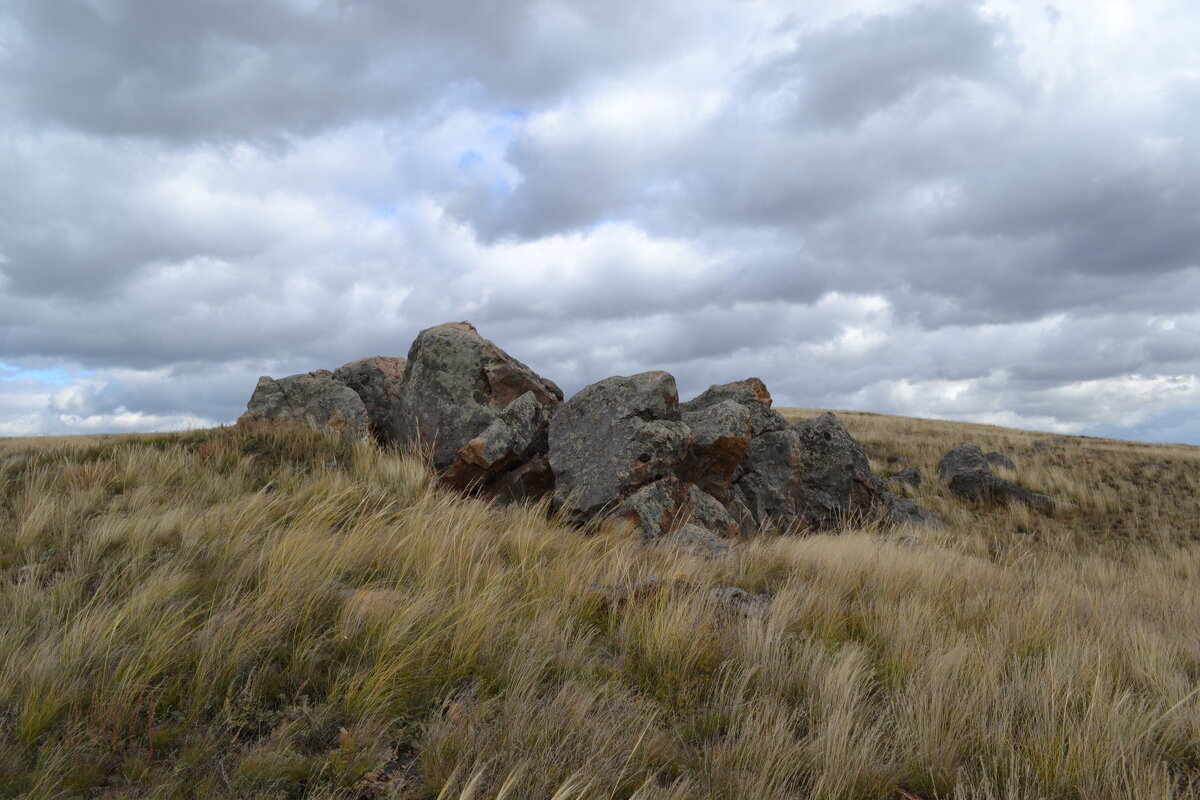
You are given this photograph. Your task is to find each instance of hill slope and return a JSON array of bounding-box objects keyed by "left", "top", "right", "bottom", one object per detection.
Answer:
[{"left": 1, "top": 412, "right": 1199, "bottom": 799}]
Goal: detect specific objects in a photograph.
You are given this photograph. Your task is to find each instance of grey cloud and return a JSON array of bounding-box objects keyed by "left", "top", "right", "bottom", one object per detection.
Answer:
[{"left": 2, "top": 0, "right": 1199, "bottom": 443}]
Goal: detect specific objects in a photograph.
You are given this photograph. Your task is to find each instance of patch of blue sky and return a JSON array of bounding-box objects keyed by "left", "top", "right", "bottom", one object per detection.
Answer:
[{"left": 0, "top": 363, "right": 75, "bottom": 386}]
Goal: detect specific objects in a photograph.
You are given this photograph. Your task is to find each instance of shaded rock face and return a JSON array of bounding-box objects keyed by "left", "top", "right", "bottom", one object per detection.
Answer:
[
  {"left": 549, "top": 371, "right": 689, "bottom": 520},
  {"left": 938, "top": 444, "right": 1053, "bottom": 510},
  {"left": 791, "top": 412, "right": 885, "bottom": 528},
  {"left": 333, "top": 356, "right": 406, "bottom": 442},
  {"left": 238, "top": 371, "right": 369, "bottom": 437},
  {"left": 394, "top": 321, "right": 562, "bottom": 472}
]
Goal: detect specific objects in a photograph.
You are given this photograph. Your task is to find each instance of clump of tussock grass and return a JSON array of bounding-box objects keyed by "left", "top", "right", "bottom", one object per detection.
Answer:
[{"left": 1, "top": 416, "right": 1200, "bottom": 798}]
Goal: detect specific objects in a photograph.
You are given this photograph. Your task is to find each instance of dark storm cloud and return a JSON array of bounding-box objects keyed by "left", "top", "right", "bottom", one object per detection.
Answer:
[{"left": 1, "top": 0, "right": 1198, "bottom": 441}]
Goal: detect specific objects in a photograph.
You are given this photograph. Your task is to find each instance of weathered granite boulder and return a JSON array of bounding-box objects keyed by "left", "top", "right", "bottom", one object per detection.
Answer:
[
  {"left": 681, "top": 377, "right": 787, "bottom": 436},
  {"left": 394, "top": 321, "right": 562, "bottom": 470},
  {"left": 441, "top": 391, "right": 550, "bottom": 492},
  {"left": 333, "top": 356, "right": 406, "bottom": 443},
  {"left": 681, "top": 399, "right": 752, "bottom": 501},
  {"left": 983, "top": 451, "right": 1015, "bottom": 470},
  {"left": 238, "top": 370, "right": 369, "bottom": 437},
  {"left": 728, "top": 428, "right": 806, "bottom": 531},
  {"left": 549, "top": 371, "right": 689, "bottom": 520},
  {"left": 938, "top": 444, "right": 1053, "bottom": 510}
]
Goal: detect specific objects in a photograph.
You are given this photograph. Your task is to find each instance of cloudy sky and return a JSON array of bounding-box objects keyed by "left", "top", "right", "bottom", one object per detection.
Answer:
[{"left": 2, "top": 0, "right": 1199, "bottom": 443}]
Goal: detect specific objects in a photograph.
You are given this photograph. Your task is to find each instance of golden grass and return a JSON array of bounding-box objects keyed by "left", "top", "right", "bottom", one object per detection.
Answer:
[{"left": 1, "top": 413, "right": 1199, "bottom": 798}]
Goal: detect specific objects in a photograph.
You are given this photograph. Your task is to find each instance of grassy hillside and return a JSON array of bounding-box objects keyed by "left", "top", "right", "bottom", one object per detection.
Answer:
[{"left": 1, "top": 412, "right": 1199, "bottom": 799}]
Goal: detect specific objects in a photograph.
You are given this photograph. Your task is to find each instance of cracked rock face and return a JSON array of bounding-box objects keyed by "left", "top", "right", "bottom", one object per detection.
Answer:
[
  {"left": 394, "top": 321, "right": 562, "bottom": 471},
  {"left": 237, "top": 370, "right": 369, "bottom": 437},
  {"left": 549, "top": 371, "right": 689, "bottom": 520}
]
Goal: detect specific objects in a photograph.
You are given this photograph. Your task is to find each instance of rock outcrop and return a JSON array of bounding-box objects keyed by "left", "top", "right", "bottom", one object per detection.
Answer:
[
  {"left": 938, "top": 444, "right": 1053, "bottom": 510},
  {"left": 236, "top": 321, "right": 952, "bottom": 546},
  {"left": 238, "top": 370, "right": 369, "bottom": 437}
]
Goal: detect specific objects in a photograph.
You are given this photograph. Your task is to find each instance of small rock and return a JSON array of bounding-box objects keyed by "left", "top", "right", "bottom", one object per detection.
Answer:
[
  {"left": 983, "top": 451, "right": 1015, "bottom": 470},
  {"left": 886, "top": 454, "right": 911, "bottom": 468},
  {"left": 612, "top": 476, "right": 691, "bottom": 539},
  {"left": 888, "top": 467, "right": 922, "bottom": 488}
]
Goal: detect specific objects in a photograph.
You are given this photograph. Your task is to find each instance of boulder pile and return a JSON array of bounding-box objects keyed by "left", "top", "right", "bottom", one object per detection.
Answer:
[{"left": 239, "top": 321, "right": 952, "bottom": 543}]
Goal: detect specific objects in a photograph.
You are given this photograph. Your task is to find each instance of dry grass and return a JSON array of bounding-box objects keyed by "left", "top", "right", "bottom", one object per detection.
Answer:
[{"left": 1, "top": 413, "right": 1199, "bottom": 798}]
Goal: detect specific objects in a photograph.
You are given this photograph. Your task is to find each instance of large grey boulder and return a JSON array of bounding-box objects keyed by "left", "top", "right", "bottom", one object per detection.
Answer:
[
  {"left": 549, "top": 371, "right": 689, "bottom": 520},
  {"left": 938, "top": 444, "right": 1053, "bottom": 510},
  {"left": 238, "top": 370, "right": 369, "bottom": 437},
  {"left": 729, "top": 428, "right": 807, "bottom": 531},
  {"left": 333, "top": 355, "right": 407, "bottom": 443},
  {"left": 681, "top": 399, "right": 752, "bottom": 501},
  {"left": 394, "top": 321, "right": 562, "bottom": 470},
  {"left": 681, "top": 377, "right": 787, "bottom": 436}
]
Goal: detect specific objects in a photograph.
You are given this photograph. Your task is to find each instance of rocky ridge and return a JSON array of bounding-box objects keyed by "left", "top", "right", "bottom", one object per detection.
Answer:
[{"left": 239, "top": 321, "right": 1054, "bottom": 545}]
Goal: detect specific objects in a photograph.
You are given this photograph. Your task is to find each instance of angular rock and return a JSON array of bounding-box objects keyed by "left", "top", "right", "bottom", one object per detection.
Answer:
[
  {"left": 682, "top": 399, "right": 752, "bottom": 501},
  {"left": 938, "top": 444, "right": 1053, "bottom": 510},
  {"left": 983, "top": 451, "right": 1015, "bottom": 470},
  {"left": 333, "top": 355, "right": 406, "bottom": 443},
  {"left": 440, "top": 392, "right": 549, "bottom": 492},
  {"left": 612, "top": 476, "right": 690, "bottom": 539},
  {"left": 888, "top": 467, "right": 922, "bottom": 488},
  {"left": 681, "top": 378, "right": 787, "bottom": 436},
  {"left": 394, "top": 321, "right": 562, "bottom": 470},
  {"left": 549, "top": 371, "right": 689, "bottom": 520},
  {"left": 238, "top": 371, "right": 369, "bottom": 437}
]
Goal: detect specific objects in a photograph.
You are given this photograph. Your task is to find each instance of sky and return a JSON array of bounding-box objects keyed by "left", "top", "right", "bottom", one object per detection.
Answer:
[{"left": 1, "top": 0, "right": 1199, "bottom": 443}]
